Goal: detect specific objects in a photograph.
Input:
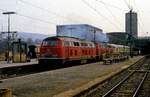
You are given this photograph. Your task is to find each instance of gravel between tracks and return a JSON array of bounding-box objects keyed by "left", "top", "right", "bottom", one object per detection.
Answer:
[{"left": 0, "top": 56, "right": 143, "bottom": 97}]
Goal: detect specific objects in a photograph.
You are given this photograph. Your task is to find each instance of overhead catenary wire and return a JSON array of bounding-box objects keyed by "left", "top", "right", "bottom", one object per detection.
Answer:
[
  {"left": 17, "top": 24, "right": 54, "bottom": 34},
  {"left": 123, "top": 0, "right": 131, "bottom": 10},
  {"left": 81, "top": 0, "right": 122, "bottom": 31},
  {"left": 0, "top": 8, "right": 7, "bottom": 12},
  {"left": 17, "top": 20, "right": 54, "bottom": 31},
  {"left": 0, "top": 8, "right": 56, "bottom": 25},
  {"left": 133, "top": 0, "right": 145, "bottom": 35},
  {"left": 96, "top": 0, "right": 128, "bottom": 11},
  {"left": 123, "top": 0, "right": 145, "bottom": 36},
  {"left": 16, "top": 13, "right": 56, "bottom": 25},
  {"left": 18, "top": 0, "right": 78, "bottom": 23},
  {"left": 96, "top": 0, "right": 124, "bottom": 31},
  {"left": 0, "top": 8, "right": 58, "bottom": 36}
]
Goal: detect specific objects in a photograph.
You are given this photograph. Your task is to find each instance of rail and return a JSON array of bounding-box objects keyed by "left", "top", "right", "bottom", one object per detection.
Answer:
[
  {"left": 102, "top": 57, "right": 150, "bottom": 97},
  {"left": 102, "top": 71, "right": 135, "bottom": 97},
  {"left": 132, "top": 62, "right": 150, "bottom": 97}
]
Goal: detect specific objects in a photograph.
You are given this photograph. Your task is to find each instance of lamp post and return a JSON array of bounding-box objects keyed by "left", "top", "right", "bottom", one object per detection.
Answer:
[{"left": 2, "top": 11, "right": 16, "bottom": 63}]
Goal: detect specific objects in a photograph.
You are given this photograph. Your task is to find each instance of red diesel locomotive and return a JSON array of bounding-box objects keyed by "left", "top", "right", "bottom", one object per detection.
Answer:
[{"left": 38, "top": 36, "right": 111, "bottom": 64}]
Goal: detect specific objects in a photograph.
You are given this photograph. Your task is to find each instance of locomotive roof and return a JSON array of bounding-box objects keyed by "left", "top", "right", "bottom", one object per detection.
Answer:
[
  {"left": 44, "top": 36, "right": 80, "bottom": 41},
  {"left": 44, "top": 36, "right": 95, "bottom": 44}
]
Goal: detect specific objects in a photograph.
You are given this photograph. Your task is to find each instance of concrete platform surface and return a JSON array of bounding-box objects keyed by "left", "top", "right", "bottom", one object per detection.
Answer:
[
  {"left": 0, "top": 60, "right": 38, "bottom": 69},
  {"left": 0, "top": 56, "right": 143, "bottom": 97}
]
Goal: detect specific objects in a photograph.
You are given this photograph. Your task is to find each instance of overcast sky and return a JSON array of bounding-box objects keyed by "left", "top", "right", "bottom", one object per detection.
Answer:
[{"left": 0, "top": 0, "right": 149, "bottom": 36}]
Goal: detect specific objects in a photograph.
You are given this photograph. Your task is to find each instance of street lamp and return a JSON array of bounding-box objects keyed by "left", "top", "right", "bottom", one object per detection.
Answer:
[{"left": 2, "top": 11, "right": 16, "bottom": 63}]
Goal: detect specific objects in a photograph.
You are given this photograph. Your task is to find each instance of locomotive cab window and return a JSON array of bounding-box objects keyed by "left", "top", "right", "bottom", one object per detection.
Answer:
[{"left": 42, "top": 40, "right": 57, "bottom": 46}]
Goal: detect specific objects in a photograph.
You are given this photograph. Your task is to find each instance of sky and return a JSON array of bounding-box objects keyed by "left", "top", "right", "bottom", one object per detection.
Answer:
[{"left": 0, "top": 0, "right": 150, "bottom": 36}]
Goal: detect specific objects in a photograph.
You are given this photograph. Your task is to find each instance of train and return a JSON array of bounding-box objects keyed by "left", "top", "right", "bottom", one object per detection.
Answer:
[{"left": 38, "top": 36, "right": 129, "bottom": 65}]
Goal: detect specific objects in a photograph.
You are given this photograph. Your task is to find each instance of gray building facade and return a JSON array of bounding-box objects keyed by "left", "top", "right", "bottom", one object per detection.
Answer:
[{"left": 125, "top": 11, "right": 138, "bottom": 38}]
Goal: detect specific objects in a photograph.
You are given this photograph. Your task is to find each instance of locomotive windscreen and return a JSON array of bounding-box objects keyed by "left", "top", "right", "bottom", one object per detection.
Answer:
[{"left": 42, "top": 40, "right": 57, "bottom": 46}]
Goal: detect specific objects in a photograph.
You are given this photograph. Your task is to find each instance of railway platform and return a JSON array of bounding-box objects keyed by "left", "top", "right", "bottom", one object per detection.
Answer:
[
  {"left": 0, "top": 59, "right": 38, "bottom": 69},
  {"left": 0, "top": 56, "right": 143, "bottom": 97}
]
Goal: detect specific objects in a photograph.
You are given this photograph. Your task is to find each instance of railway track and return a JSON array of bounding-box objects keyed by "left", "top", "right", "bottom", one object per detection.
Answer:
[
  {"left": 137, "top": 73, "right": 150, "bottom": 97},
  {"left": 75, "top": 56, "right": 150, "bottom": 97},
  {"left": 102, "top": 71, "right": 149, "bottom": 97}
]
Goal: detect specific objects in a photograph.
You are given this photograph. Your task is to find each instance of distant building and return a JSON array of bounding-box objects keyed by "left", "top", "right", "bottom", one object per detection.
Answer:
[
  {"left": 125, "top": 11, "right": 138, "bottom": 38},
  {"left": 57, "top": 24, "right": 109, "bottom": 43},
  {"left": 107, "top": 32, "right": 128, "bottom": 45}
]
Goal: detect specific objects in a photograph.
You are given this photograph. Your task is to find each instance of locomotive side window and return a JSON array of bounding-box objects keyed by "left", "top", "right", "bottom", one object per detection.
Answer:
[
  {"left": 64, "top": 41, "right": 70, "bottom": 46},
  {"left": 85, "top": 43, "right": 88, "bottom": 47},
  {"left": 70, "top": 42, "right": 74, "bottom": 46},
  {"left": 42, "top": 40, "right": 57, "bottom": 46},
  {"left": 81, "top": 43, "right": 84, "bottom": 46},
  {"left": 64, "top": 41, "right": 67, "bottom": 46},
  {"left": 89, "top": 44, "right": 93, "bottom": 47},
  {"left": 81, "top": 42, "right": 88, "bottom": 47},
  {"left": 73, "top": 42, "right": 76, "bottom": 46},
  {"left": 76, "top": 42, "right": 79, "bottom": 46},
  {"left": 73, "top": 42, "right": 80, "bottom": 46},
  {"left": 87, "top": 43, "right": 90, "bottom": 47}
]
